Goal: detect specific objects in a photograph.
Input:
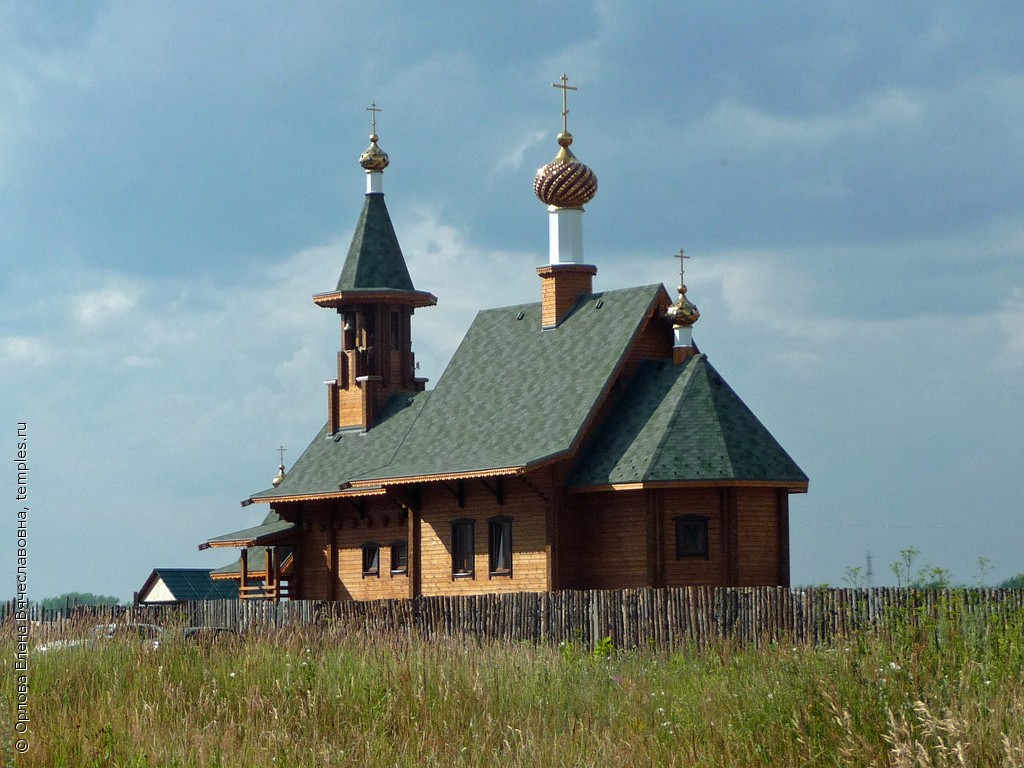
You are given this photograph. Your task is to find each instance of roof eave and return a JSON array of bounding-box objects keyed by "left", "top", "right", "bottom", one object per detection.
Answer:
[
  {"left": 568, "top": 479, "right": 809, "bottom": 493},
  {"left": 313, "top": 289, "right": 438, "bottom": 309}
]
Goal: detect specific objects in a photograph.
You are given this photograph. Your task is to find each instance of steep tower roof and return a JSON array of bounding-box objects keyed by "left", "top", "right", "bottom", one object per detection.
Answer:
[
  {"left": 334, "top": 193, "right": 416, "bottom": 293},
  {"left": 314, "top": 112, "right": 436, "bottom": 309}
]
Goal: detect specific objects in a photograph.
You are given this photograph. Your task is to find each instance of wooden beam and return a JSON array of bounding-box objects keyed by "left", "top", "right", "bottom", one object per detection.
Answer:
[
  {"left": 440, "top": 480, "right": 465, "bottom": 508},
  {"left": 240, "top": 548, "right": 249, "bottom": 591},
  {"left": 480, "top": 477, "right": 504, "bottom": 505},
  {"left": 329, "top": 525, "right": 338, "bottom": 601},
  {"left": 777, "top": 489, "right": 791, "bottom": 587}
]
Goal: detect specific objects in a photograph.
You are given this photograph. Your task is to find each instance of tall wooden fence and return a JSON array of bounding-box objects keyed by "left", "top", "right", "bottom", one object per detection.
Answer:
[{"left": 6, "top": 587, "right": 1023, "bottom": 650}]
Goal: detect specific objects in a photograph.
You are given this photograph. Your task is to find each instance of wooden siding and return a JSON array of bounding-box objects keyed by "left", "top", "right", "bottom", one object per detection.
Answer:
[
  {"left": 566, "top": 491, "right": 649, "bottom": 589},
  {"left": 736, "top": 487, "right": 781, "bottom": 586},
  {"left": 294, "top": 482, "right": 790, "bottom": 600},
  {"left": 661, "top": 488, "right": 723, "bottom": 587},
  {"left": 418, "top": 478, "right": 549, "bottom": 596},
  {"left": 296, "top": 499, "right": 410, "bottom": 602}
]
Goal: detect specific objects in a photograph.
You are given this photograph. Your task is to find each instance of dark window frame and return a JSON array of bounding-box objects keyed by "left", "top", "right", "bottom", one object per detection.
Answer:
[
  {"left": 361, "top": 542, "right": 381, "bottom": 578},
  {"left": 487, "top": 516, "right": 513, "bottom": 578},
  {"left": 674, "top": 515, "right": 710, "bottom": 559},
  {"left": 451, "top": 518, "right": 475, "bottom": 579},
  {"left": 390, "top": 540, "right": 408, "bottom": 576}
]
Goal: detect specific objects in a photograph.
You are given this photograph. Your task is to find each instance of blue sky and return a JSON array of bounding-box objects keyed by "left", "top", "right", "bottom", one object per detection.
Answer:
[{"left": 3, "top": 2, "right": 1022, "bottom": 600}]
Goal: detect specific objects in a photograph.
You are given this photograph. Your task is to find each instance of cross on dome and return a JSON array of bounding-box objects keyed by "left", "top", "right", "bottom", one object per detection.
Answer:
[
  {"left": 366, "top": 102, "right": 381, "bottom": 139},
  {"left": 674, "top": 248, "right": 689, "bottom": 291},
  {"left": 552, "top": 73, "right": 578, "bottom": 134},
  {"left": 359, "top": 101, "right": 390, "bottom": 173},
  {"left": 668, "top": 247, "right": 699, "bottom": 329}
]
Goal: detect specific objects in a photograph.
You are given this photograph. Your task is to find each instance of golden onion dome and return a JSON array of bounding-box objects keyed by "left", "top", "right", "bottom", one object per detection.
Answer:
[
  {"left": 359, "top": 134, "right": 389, "bottom": 172},
  {"left": 533, "top": 131, "right": 598, "bottom": 208},
  {"left": 668, "top": 282, "right": 700, "bottom": 328}
]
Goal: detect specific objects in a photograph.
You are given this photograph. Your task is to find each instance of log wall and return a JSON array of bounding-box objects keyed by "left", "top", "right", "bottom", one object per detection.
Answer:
[{"left": 418, "top": 478, "right": 549, "bottom": 596}]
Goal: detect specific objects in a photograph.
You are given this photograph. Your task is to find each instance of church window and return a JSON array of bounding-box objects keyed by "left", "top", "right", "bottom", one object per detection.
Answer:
[
  {"left": 362, "top": 542, "right": 380, "bottom": 577},
  {"left": 488, "top": 516, "right": 512, "bottom": 577},
  {"left": 451, "top": 519, "right": 475, "bottom": 578},
  {"left": 390, "top": 540, "right": 408, "bottom": 575},
  {"left": 674, "top": 516, "right": 709, "bottom": 559}
]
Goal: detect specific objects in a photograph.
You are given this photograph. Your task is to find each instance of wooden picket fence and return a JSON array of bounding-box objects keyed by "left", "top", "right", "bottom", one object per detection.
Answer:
[{"left": 6, "top": 587, "right": 1023, "bottom": 650}]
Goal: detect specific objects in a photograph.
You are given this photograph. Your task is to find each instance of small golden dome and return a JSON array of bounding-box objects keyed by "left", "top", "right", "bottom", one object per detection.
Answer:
[
  {"left": 272, "top": 463, "right": 286, "bottom": 487},
  {"left": 534, "top": 132, "right": 598, "bottom": 208},
  {"left": 668, "top": 284, "right": 700, "bottom": 328},
  {"left": 359, "top": 134, "right": 389, "bottom": 172}
]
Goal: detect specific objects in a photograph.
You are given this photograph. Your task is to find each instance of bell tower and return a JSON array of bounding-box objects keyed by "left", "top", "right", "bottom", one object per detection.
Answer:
[{"left": 313, "top": 104, "right": 437, "bottom": 432}]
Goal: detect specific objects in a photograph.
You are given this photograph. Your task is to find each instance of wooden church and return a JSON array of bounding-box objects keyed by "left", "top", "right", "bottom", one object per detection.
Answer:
[{"left": 202, "top": 81, "right": 808, "bottom": 601}]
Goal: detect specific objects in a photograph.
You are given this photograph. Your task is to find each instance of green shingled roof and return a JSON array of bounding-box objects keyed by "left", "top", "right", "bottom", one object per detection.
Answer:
[
  {"left": 141, "top": 569, "right": 239, "bottom": 602},
  {"left": 201, "top": 517, "right": 296, "bottom": 547},
  {"left": 333, "top": 193, "right": 416, "bottom": 293},
  {"left": 567, "top": 354, "right": 808, "bottom": 487},
  {"left": 253, "top": 284, "right": 666, "bottom": 498}
]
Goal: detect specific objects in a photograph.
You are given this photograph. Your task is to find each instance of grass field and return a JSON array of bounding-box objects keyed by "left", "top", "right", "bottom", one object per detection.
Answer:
[{"left": 3, "top": 601, "right": 1024, "bottom": 767}]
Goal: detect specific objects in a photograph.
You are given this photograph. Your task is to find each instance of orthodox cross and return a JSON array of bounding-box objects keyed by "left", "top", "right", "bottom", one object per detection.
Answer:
[
  {"left": 552, "top": 74, "right": 577, "bottom": 133},
  {"left": 277, "top": 445, "right": 287, "bottom": 466},
  {"left": 675, "top": 247, "right": 690, "bottom": 286},
  {"left": 366, "top": 102, "right": 381, "bottom": 135}
]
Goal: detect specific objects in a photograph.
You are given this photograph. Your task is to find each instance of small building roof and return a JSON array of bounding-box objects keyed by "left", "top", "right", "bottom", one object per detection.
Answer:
[
  {"left": 200, "top": 510, "right": 296, "bottom": 549},
  {"left": 137, "top": 568, "right": 238, "bottom": 604}
]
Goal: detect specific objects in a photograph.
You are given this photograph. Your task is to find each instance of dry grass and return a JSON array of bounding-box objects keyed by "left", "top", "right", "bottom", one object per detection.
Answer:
[{"left": 3, "top": 599, "right": 1023, "bottom": 767}]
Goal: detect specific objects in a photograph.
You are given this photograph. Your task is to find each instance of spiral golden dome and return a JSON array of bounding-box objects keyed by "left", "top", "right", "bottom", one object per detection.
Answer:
[
  {"left": 359, "top": 134, "right": 389, "bottom": 172},
  {"left": 533, "top": 132, "right": 598, "bottom": 208}
]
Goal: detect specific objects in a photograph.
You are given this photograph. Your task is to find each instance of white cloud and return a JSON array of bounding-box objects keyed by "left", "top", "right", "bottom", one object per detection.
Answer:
[
  {"left": 493, "top": 129, "right": 546, "bottom": 176},
  {"left": 0, "top": 335, "right": 53, "bottom": 365},
  {"left": 696, "top": 89, "right": 925, "bottom": 154},
  {"left": 72, "top": 283, "right": 141, "bottom": 327}
]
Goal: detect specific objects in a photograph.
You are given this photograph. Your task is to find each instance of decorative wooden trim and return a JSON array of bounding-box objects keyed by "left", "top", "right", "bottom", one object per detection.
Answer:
[
  {"left": 569, "top": 479, "right": 809, "bottom": 494},
  {"left": 250, "top": 487, "right": 388, "bottom": 504},
  {"left": 313, "top": 289, "right": 438, "bottom": 309}
]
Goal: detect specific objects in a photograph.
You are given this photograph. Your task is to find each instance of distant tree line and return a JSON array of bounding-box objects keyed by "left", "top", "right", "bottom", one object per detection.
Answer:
[{"left": 39, "top": 592, "right": 122, "bottom": 611}]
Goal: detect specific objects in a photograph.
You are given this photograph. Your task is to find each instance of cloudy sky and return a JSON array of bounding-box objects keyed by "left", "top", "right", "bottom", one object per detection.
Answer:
[{"left": 3, "top": 2, "right": 1023, "bottom": 600}]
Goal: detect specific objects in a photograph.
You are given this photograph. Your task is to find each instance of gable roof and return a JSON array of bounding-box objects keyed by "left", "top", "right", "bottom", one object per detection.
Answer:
[
  {"left": 138, "top": 569, "right": 239, "bottom": 603},
  {"left": 253, "top": 283, "right": 667, "bottom": 499},
  {"left": 567, "top": 354, "right": 808, "bottom": 489}
]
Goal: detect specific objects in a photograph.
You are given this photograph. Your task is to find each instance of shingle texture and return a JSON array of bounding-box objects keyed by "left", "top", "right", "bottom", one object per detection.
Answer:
[
  {"left": 334, "top": 193, "right": 416, "bottom": 293},
  {"left": 568, "top": 354, "right": 808, "bottom": 487},
  {"left": 254, "top": 284, "right": 664, "bottom": 498},
  {"left": 202, "top": 516, "right": 296, "bottom": 546}
]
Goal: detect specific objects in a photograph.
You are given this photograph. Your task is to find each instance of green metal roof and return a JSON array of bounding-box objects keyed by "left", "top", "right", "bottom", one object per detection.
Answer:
[
  {"left": 253, "top": 284, "right": 666, "bottom": 498},
  {"left": 567, "top": 354, "right": 809, "bottom": 487},
  {"left": 333, "top": 193, "right": 416, "bottom": 293},
  {"left": 141, "top": 569, "right": 239, "bottom": 602}
]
